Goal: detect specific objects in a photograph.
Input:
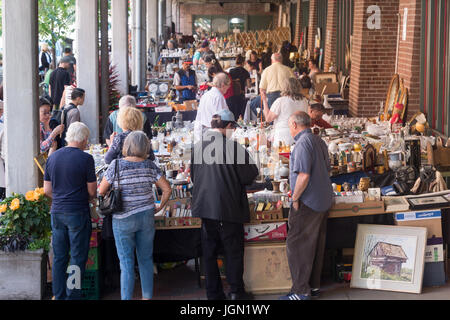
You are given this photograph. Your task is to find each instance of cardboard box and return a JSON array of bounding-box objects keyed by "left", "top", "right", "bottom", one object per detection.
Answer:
[
  {"left": 394, "top": 210, "right": 442, "bottom": 239},
  {"left": 244, "top": 221, "right": 287, "bottom": 242},
  {"left": 329, "top": 200, "right": 384, "bottom": 218},
  {"left": 184, "top": 100, "right": 198, "bottom": 110},
  {"left": 315, "top": 82, "right": 340, "bottom": 95},
  {"left": 425, "top": 243, "right": 444, "bottom": 263},
  {"left": 243, "top": 242, "right": 292, "bottom": 294},
  {"left": 89, "top": 230, "right": 101, "bottom": 248}
]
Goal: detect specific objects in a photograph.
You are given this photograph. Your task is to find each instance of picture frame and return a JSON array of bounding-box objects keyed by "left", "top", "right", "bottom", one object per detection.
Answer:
[
  {"left": 384, "top": 196, "right": 410, "bottom": 213},
  {"left": 351, "top": 224, "right": 427, "bottom": 294},
  {"left": 314, "top": 72, "right": 337, "bottom": 84},
  {"left": 407, "top": 195, "right": 449, "bottom": 210},
  {"left": 367, "top": 188, "right": 381, "bottom": 201},
  {"left": 384, "top": 74, "right": 400, "bottom": 118}
]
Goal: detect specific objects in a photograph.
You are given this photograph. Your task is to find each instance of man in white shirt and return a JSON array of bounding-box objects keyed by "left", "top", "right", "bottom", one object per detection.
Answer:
[{"left": 194, "top": 73, "right": 231, "bottom": 142}]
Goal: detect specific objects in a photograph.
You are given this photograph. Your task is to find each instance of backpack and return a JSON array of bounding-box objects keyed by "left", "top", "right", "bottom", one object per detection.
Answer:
[{"left": 49, "top": 103, "right": 77, "bottom": 148}]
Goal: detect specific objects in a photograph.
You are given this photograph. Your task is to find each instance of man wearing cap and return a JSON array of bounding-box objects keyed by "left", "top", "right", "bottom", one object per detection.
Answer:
[
  {"left": 49, "top": 57, "right": 72, "bottom": 109},
  {"left": 308, "top": 103, "right": 332, "bottom": 129},
  {"left": 194, "top": 72, "right": 231, "bottom": 142},
  {"left": 173, "top": 59, "right": 197, "bottom": 103},
  {"left": 191, "top": 109, "right": 258, "bottom": 300}
]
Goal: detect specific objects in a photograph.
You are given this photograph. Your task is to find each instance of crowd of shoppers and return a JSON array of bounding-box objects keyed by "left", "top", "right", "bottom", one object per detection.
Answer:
[{"left": 39, "top": 38, "right": 333, "bottom": 301}]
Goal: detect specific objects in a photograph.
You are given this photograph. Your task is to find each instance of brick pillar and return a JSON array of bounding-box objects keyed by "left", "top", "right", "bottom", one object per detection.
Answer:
[
  {"left": 294, "top": 0, "right": 302, "bottom": 47},
  {"left": 307, "top": 0, "right": 318, "bottom": 52},
  {"left": 397, "top": 0, "right": 421, "bottom": 119},
  {"left": 324, "top": 0, "right": 337, "bottom": 71},
  {"left": 349, "top": 0, "right": 400, "bottom": 117}
]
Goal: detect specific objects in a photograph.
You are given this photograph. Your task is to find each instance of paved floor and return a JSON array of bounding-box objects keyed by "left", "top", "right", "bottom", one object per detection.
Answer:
[{"left": 101, "top": 259, "right": 450, "bottom": 300}]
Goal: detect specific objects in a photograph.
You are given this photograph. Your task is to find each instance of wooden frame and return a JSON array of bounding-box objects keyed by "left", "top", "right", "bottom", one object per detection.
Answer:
[
  {"left": 314, "top": 72, "right": 337, "bottom": 84},
  {"left": 396, "top": 87, "right": 409, "bottom": 122},
  {"left": 351, "top": 224, "right": 427, "bottom": 294},
  {"left": 34, "top": 153, "right": 48, "bottom": 175},
  {"left": 384, "top": 74, "right": 400, "bottom": 118}
]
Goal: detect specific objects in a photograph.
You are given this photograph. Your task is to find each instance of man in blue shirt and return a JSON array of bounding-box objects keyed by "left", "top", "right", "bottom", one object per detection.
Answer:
[
  {"left": 280, "top": 111, "right": 333, "bottom": 301},
  {"left": 44, "top": 122, "right": 97, "bottom": 300},
  {"left": 173, "top": 59, "right": 197, "bottom": 102}
]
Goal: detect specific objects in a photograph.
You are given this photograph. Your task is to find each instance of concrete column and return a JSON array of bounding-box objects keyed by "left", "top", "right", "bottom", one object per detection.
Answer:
[
  {"left": 131, "top": 0, "right": 147, "bottom": 91},
  {"left": 100, "top": 0, "right": 110, "bottom": 136},
  {"left": 112, "top": 0, "right": 129, "bottom": 96},
  {"left": 158, "top": 0, "right": 166, "bottom": 41},
  {"left": 147, "top": 0, "right": 159, "bottom": 66},
  {"left": 166, "top": 0, "right": 172, "bottom": 34},
  {"left": 75, "top": 0, "right": 100, "bottom": 143},
  {"left": 3, "top": 0, "right": 39, "bottom": 195}
]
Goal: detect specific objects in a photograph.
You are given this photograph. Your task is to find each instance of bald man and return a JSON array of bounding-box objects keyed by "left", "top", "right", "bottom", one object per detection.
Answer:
[{"left": 250, "top": 52, "right": 294, "bottom": 117}]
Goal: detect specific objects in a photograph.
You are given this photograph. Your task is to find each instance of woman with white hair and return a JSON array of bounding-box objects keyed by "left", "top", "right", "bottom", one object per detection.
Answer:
[
  {"left": 44, "top": 121, "right": 97, "bottom": 300},
  {"left": 262, "top": 77, "right": 309, "bottom": 146},
  {"left": 103, "top": 95, "right": 153, "bottom": 146},
  {"left": 99, "top": 131, "right": 172, "bottom": 300}
]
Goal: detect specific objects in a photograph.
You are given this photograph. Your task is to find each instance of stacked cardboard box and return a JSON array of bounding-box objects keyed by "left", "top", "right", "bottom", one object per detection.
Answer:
[{"left": 395, "top": 210, "right": 446, "bottom": 287}]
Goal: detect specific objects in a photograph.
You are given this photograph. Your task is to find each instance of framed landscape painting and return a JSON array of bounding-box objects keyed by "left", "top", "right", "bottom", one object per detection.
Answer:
[{"left": 351, "top": 224, "right": 427, "bottom": 294}]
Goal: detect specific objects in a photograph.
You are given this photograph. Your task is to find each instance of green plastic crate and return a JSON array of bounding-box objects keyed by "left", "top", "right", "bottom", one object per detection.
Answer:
[{"left": 82, "top": 270, "right": 101, "bottom": 300}]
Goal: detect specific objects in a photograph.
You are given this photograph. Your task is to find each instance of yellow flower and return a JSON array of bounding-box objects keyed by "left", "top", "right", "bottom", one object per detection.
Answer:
[
  {"left": 33, "top": 191, "right": 42, "bottom": 201},
  {"left": 26, "top": 191, "right": 36, "bottom": 201},
  {"left": 9, "top": 198, "right": 20, "bottom": 211},
  {"left": 34, "top": 188, "right": 44, "bottom": 195},
  {"left": 0, "top": 204, "right": 7, "bottom": 213}
]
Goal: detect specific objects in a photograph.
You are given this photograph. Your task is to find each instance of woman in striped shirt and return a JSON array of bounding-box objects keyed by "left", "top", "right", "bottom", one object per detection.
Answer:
[{"left": 99, "top": 131, "right": 171, "bottom": 300}]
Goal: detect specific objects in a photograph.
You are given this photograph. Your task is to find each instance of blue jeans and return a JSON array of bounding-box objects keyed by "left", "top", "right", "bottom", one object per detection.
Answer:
[
  {"left": 112, "top": 209, "right": 155, "bottom": 300},
  {"left": 249, "top": 91, "right": 281, "bottom": 117},
  {"left": 51, "top": 209, "right": 92, "bottom": 300}
]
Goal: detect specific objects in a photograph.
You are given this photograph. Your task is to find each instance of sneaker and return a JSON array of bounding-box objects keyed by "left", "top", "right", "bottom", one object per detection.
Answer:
[
  {"left": 311, "top": 288, "right": 320, "bottom": 298},
  {"left": 279, "top": 293, "right": 311, "bottom": 300}
]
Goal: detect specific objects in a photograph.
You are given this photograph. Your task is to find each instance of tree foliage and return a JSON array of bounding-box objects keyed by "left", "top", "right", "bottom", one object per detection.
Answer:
[{"left": 38, "top": 0, "right": 76, "bottom": 58}]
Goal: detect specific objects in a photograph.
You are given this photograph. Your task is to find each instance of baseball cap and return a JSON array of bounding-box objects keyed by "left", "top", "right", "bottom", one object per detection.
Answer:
[{"left": 217, "top": 109, "right": 240, "bottom": 127}]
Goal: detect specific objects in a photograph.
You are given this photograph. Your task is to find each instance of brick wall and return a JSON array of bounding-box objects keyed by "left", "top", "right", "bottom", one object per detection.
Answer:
[
  {"left": 294, "top": 0, "right": 302, "bottom": 47},
  {"left": 307, "top": 0, "right": 318, "bottom": 51},
  {"left": 397, "top": 0, "right": 421, "bottom": 118},
  {"left": 179, "top": 3, "right": 277, "bottom": 35},
  {"left": 324, "top": 0, "right": 337, "bottom": 71},
  {"left": 349, "top": 0, "right": 400, "bottom": 117}
]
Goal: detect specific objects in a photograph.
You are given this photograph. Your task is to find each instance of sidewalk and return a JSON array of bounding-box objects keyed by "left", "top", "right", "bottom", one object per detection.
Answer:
[{"left": 101, "top": 259, "right": 450, "bottom": 300}]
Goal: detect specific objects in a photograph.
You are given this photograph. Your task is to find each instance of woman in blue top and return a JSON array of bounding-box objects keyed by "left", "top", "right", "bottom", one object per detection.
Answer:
[{"left": 99, "top": 131, "right": 172, "bottom": 300}]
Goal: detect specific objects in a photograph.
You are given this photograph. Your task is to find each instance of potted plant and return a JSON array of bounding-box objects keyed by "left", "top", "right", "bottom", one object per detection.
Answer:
[{"left": 0, "top": 188, "right": 51, "bottom": 300}]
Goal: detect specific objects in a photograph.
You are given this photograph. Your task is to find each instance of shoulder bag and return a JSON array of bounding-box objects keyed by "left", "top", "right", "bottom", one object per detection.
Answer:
[{"left": 99, "top": 159, "right": 122, "bottom": 216}]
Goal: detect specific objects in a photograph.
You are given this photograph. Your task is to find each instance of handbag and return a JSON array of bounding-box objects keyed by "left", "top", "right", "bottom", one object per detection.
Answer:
[{"left": 99, "top": 159, "right": 122, "bottom": 216}]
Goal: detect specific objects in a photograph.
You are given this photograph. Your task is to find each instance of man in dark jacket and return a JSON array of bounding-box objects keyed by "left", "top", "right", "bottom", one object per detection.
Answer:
[{"left": 191, "top": 109, "right": 258, "bottom": 300}]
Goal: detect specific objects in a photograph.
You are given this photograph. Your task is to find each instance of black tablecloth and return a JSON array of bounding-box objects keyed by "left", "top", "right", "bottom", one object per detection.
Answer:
[
  {"left": 144, "top": 110, "right": 197, "bottom": 126},
  {"left": 153, "top": 228, "right": 202, "bottom": 263}
]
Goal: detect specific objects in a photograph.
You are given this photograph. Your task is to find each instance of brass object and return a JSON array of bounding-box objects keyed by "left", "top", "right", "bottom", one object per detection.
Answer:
[
  {"left": 358, "top": 177, "right": 370, "bottom": 191},
  {"left": 342, "top": 182, "right": 350, "bottom": 192}
]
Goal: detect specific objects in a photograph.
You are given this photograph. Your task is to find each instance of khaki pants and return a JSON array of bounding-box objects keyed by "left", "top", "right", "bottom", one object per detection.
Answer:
[{"left": 286, "top": 201, "right": 328, "bottom": 295}]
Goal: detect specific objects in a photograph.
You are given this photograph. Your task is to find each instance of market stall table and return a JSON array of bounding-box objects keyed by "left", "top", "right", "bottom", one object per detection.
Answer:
[{"left": 144, "top": 110, "right": 197, "bottom": 126}]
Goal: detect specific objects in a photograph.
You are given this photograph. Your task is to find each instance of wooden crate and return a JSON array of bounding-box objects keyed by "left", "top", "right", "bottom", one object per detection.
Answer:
[{"left": 243, "top": 242, "right": 292, "bottom": 294}]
